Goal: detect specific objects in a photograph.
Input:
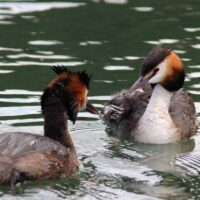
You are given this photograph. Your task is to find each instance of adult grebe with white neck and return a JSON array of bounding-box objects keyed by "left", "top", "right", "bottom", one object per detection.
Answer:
[{"left": 103, "top": 47, "right": 198, "bottom": 144}]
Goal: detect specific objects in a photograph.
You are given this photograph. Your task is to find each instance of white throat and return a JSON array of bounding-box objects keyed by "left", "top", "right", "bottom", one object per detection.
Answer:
[
  {"left": 146, "top": 84, "right": 172, "bottom": 112},
  {"left": 133, "top": 84, "right": 180, "bottom": 144}
]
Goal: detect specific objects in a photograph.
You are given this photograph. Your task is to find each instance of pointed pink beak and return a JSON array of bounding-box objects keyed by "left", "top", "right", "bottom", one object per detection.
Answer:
[
  {"left": 131, "top": 76, "right": 150, "bottom": 90},
  {"left": 86, "top": 102, "right": 99, "bottom": 115}
]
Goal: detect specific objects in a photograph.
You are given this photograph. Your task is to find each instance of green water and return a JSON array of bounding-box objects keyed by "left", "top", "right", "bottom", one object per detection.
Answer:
[{"left": 0, "top": 1, "right": 199, "bottom": 199}]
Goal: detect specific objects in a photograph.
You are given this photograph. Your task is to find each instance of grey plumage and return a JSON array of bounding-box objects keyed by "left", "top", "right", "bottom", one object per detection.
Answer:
[
  {"left": 0, "top": 132, "right": 72, "bottom": 184},
  {"left": 170, "top": 89, "right": 198, "bottom": 139}
]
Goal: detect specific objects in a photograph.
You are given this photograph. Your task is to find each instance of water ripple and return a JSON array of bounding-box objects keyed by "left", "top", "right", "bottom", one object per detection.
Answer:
[
  {"left": 0, "top": 118, "right": 43, "bottom": 125},
  {"left": 21, "top": 15, "right": 35, "bottom": 20},
  {"left": 104, "top": 65, "right": 134, "bottom": 71},
  {"left": 181, "top": 58, "right": 191, "bottom": 62},
  {"left": 79, "top": 40, "right": 104, "bottom": 46},
  {"left": 0, "top": 97, "right": 39, "bottom": 103},
  {"left": 78, "top": 112, "right": 99, "bottom": 119},
  {"left": 28, "top": 40, "right": 63, "bottom": 46},
  {"left": 36, "top": 50, "right": 54, "bottom": 55},
  {"left": 111, "top": 57, "right": 124, "bottom": 61},
  {"left": 188, "top": 90, "right": 200, "bottom": 95},
  {"left": 191, "top": 44, "right": 200, "bottom": 49},
  {"left": 0, "top": 14, "right": 13, "bottom": 20},
  {"left": 0, "top": 69, "right": 14, "bottom": 74},
  {"left": 90, "top": 156, "right": 162, "bottom": 185},
  {"left": 0, "top": 2, "right": 86, "bottom": 15},
  {"left": 0, "top": 89, "right": 41, "bottom": 95},
  {"left": 188, "top": 72, "right": 200, "bottom": 78},
  {"left": 125, "top": 56, "right": 141, "bottom": 60},
  {"left": 184, "top": 27, "right": 200, "bottom": 32},
  {"left": 145, "top": 39, "right": 179, "bottom": 45},
  {"left": 0, "top": 61, "right": 86, "bottom": 66},
  {"left": 0, "top": 47, "right": 22, "bottom": 52},
  {"left": 174, "top": 50, "right": 186, "bottom": 54},
  {"left": 0, "top": 106, "right": 40, "bottom": 117},
  {"left": 0, "top": 21, "right": 13, "bottom": 25},
  {"left": 175, "top": 152, "right": 200, "bottom": 175},
  {"left": 7, "top": 53, "right": 74, "bottom": 60},
  {"left": 132, "top": 7, "right": 154, "bottom": 12},
  {"left": 188, "top": 65, "right": 200, "bottom": 69},
  {"left": 88, "top": 95, "right": 111, "bottom": 101},
  {"left": 190, "top": 84, "right": 200, "bottom": 89},
  {"left": 94, "top": 80, "right": 114, "bottom": 83},
  {"left": 92, "top": 0, "right": 128, "bottom": 4}
]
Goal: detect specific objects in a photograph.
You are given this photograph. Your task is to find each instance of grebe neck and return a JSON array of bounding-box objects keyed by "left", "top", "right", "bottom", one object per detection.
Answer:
[
  {"left": 147, "top": 84, "right": 173, "bottom": 112},
  {"left": 42, "top": 91, "right": 75, "bottom": 150},
  {"left": 133, "top": 84, "right": 179, "bottom": 144}
]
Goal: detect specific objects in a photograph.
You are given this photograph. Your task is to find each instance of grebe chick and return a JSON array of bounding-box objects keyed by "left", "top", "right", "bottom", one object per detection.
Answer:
[
  {"left": 103, "top": 46, "right": 198, "bottom": 144},
  {"left": 0, "top": 66, "right": 92, "bottom": 187}
]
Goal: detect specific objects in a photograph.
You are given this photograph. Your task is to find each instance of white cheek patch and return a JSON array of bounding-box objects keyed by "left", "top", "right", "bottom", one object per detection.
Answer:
[{"left": 148, "top": 60, "right": 168, "bottom": 84}]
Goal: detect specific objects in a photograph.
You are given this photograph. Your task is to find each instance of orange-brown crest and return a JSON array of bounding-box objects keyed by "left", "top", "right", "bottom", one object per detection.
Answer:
[
  {"left": 48, "top": 70, "right": 88, "bottom": 110},
  {"left": 67, "top": 74, "right": 88, "bottom": 110},
  {"left": 164, "top": 51, "right": 183, "bottom": 79},
  {"left": 167, "top": 51, "right": 183, "bottom": 71},
  {"left": 162, "top": 51, "right": 185, "bottom": 91}
]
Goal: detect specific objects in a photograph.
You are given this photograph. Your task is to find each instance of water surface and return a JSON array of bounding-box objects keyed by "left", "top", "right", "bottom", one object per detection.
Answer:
[{"left": 0, "top": 0, "right": 200, "bottom": 199}]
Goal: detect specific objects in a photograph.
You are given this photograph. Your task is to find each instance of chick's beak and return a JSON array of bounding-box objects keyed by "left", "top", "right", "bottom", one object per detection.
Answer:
[
  {"left": 86, "top": 102, "right": 100, "bottom": 115},
  {"left": 131, "top": 75, "right": 150, "bottom": 90}
]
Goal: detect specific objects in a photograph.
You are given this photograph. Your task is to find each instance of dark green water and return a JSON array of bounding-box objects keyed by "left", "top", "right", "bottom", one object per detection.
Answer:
[{"left": 0, "top": 1, "right": 199, "bottom": 199}]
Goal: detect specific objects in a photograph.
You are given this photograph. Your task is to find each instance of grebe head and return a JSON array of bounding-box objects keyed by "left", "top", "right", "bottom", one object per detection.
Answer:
[
  {"left": 132, "top": 46, "right": 185, "bottom": 92},
  {"left": 42, "top": 66, "right": 92, "bottom": 124}
]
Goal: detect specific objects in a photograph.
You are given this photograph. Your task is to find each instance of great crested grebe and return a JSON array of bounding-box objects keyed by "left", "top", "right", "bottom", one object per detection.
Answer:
[
  {"left": 103, "top": 46, "right": 198, "bottom": 144},
  {"left": 0, "top": 66, "right": 93, "bottom": 188}
]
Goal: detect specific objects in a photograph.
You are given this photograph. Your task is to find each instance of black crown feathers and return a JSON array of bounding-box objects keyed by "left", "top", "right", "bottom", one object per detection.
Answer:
[
  {"left": 140, "top": 46, "right": 171, "bottom": 76},
  {"left": 51, "top": 65, "right": 92, "bottom": 89}
]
